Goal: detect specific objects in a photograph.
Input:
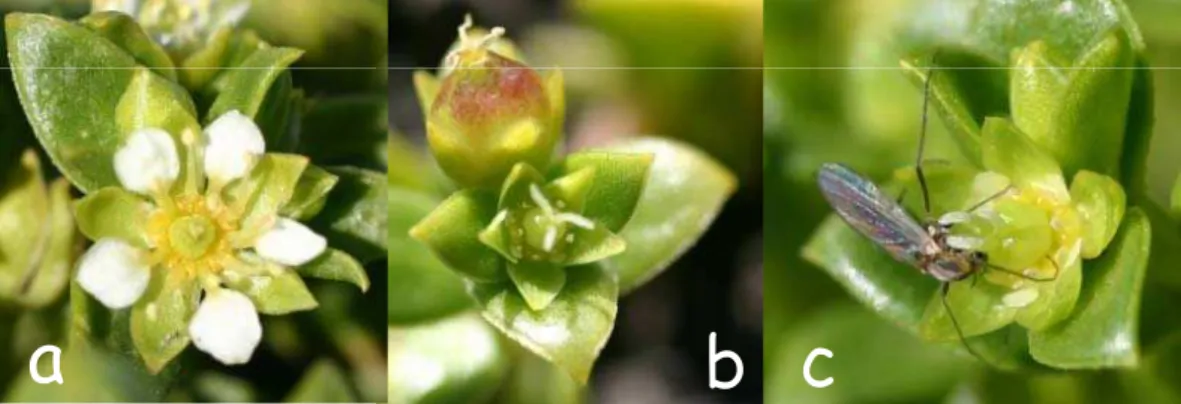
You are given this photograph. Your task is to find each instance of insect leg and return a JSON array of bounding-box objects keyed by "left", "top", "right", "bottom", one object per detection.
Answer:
[
  {"left": 916, "top": 64, "right": 933, "bottom": 216},
  {"left": 986, "top": 263, "right": 1059, "bottom": 282},
  {"left": 941, "top": 282, "right": 982, "bottom": 361},
  {"left": 896, "top": 187, "right": 909, "bottom": 204}
]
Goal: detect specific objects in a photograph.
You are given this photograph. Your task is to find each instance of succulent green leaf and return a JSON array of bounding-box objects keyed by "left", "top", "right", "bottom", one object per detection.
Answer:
[
  {"left": 206, "top": 46, "right": 303, "bottom": 124},
  {"left": 309, "top": 167, "right": 387, "bottom": 264},
  {"left": 508, "top": 261, "right": 566, "bottom": 311},
  {"left": 130, "top": 269, "right": 199, "bottom": 374},
  {"left": 222, "top": 153, "right": 308, "bottom": 241},
  {"left": 388, "top": 313, "right": 509, "bottom": 403},
  {"left": 284, "top": 360, "right": 357, "bottom": 402},
  {"left": 1029, "top": 208, "right": 1150, "bottom": 368},
  {"left": 1071, "top": 170, "right": 1127, "bottom": 258},
  {"left": 233, "top": 269, "right": 318, "bottom": 315},
  {"left": 79, "top": 12, "right": 176, "bottom": 81},
  {"left": 472, "top": 264, "right": 617, "bottom": 384},
  {"left": 1010, "top": 30, "right": 1134, "bottom": 178},
  {"left": 7, "top": 13, "right": 145, "bottom": 192},
  {"left": 74, "top": 187, "right": 153, "bottom": 248},
  {"left": 388, "top": 187, "right": 471, "bottom": 324},
  {"left": 598, "top": 138, "right": 735, "bottom": 293},
  {"left": 280, "top": 164, "right": 338, "bottom": 221},
  {"left": 981, "top": 117, "right": 1069, "bottom": 203},
  {"left": 16, "top": 178, "right": 74, "bottom": 308},
  {"left": 552, "top": 152, "right": 652, "bottom": 232},
  {"left": 409, "top": 189, "right": 504, "bottom": 282},
  {"left": 296, "top": 248, "right": 370, "bottom": 292}
]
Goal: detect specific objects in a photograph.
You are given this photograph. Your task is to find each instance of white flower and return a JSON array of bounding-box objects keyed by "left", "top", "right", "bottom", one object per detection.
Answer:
[
  {"left": 115, "top": 128, "right": 180, "bottom": 194},
  {"left": 75, "top": 110, "right": 328, "bottom": 366},
  {"left": 204, "top": 110, "right": 265, "bottom": 185},
  {"left": 254, "top": 218, "right": 328, "bottom": 266},
  {"left": 76, "top": 239, "right": 151, "bottom": 309},
  {"left": 188, "top": 289, "right": 262, "bottom": 365}
]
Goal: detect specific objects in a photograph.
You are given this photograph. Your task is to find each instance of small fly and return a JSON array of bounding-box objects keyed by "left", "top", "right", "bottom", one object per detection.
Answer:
[{"left": 816, "top": 54, "right": 1058, "bottom": 359}]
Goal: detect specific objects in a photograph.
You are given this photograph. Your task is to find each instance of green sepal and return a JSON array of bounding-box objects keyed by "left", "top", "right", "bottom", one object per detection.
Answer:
[
  {"left": 545, "top": 168, "right": 595, "bottom": 214},
  {"left": 74, "top": 187, "right": 153, "bottom": 248},
  {"left": 280, "top": 164, "right": 339, "bottom": 221},
  {"left": 981, "top": 117, "right": 1069, "bottom": 203},
  {"left": 231, "top": 268, "right": 318, "bottom": 315},
  {"left": 498, "top": 163, "right": 546, "bottom": 211},
  {"left": 564, "top": 225, "right": 626, "bottom": 266},
  {"left": 552, "top": 152, "right": 653, "bottom": 232},
  {"left": 296, "top": 248, "right": 370, "bottom": 292},
  {"left": 222, "top": 153, "right": 308, "bottom": 241},
  {"left": 1070, "top": 170, "right": 1127, "bottom": 259},
  {"left": 410, "top": 189, "right": 504, "bottom": 282},
  {"left": 79, "top": 12, "right": 176, "bottom": 81},
  {"left": 130, "top": 268, "right": 199, "bottom": 374},
  {"left": 507, "top": 261, "right": 566, "bottom": 311},
  {"left": 1013, "top": 256, "right": 1083, "bottom": 331},
  {"left": 477, "top": 210, "right": 515, "bottom": 263}
]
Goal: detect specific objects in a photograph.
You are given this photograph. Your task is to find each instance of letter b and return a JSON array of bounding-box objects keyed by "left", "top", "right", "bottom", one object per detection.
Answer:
[{"left": 708, "top": 332, "right": 744, "bottom": 390}]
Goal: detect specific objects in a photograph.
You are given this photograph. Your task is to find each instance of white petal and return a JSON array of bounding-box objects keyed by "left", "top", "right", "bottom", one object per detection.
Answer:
[
  {"left": 115, "top": 128, "right": 180, "bottom": 194},
  {"left": 75, "top": 239, "right": 151, "bottom": 309},
  {"left": 189, "top": 289, "right": 262, "bottom": 365},
  {"left": 203, "top": 110, "right": 265, "bottom": 184},
  {"left": 254, "top": 218, "right": 327, "bottom": 266}
]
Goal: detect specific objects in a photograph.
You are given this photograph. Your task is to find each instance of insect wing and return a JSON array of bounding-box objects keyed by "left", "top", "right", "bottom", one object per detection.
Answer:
[{"left": 817, "top": 163, "right": 935, "bottom": 266}]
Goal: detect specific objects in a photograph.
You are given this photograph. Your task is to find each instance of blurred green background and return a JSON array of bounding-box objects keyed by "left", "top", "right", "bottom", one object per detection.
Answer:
[{"left": 764, "top": 0, "right": 1181, "bottom": 402}]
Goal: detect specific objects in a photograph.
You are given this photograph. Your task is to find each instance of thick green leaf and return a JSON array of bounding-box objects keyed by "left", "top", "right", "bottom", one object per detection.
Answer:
[
  {"left": 232, "top": 270, "right": 318, "bottom": 315},
  {"left": 492, "top": 350, "right": 583, "bottom": 404},
  {"left": 388, "top": 187, "right": 471, "bottom": 324},
  {"left": 309, "top": 167, "right": 387, "bottom": 264},
  {"left": 408, "top": 189, "right": 503, "bottom": 282},
  {"left": 1029, "top": 208, "right": 1150, "bottom": 368},
  {"left": 206, "top": 46, "right": 302, "bottom": 124},
  {"left": 16, "top": 178, "right": 74, "bottom": 308},
  {"left": 1010, "top": 30, "right": 1134, "bottom": 178},
  {"left": 0, "top": 150, "right": 50, "bottom": 301},
  {"left": 254, "top": 71, "right": 299, "bottom": 151},
  {"left": 471, "top": 264, "right": 617, "bottom": 383},
  {"left": 281, "top": 164, "right": 338, "bottom": 221},
  {"left": 74, "top": 187, "right": 153, "bottom": 248},
  {"left": 552, "top": 151, "right": 653, "bottom": 232},
  {"left": 284, "top": 359, "right": 357, "bottom": 402},
  {"left": 1070, "top": 170, "right": 1127, "bottom": 258},
  {"left": 600, "top": 137, "right": 736, "bottom": 293},
  {"left": 981, "top": 117, "right": 1069, "bottom": 202},
  {"left": 79, "top": 12, "right": 176, "bottom": 81},
  {"left": 222, "top": 153, "right": 308, "bottom": 241},
  {"left": 507, "top": 261, "right": 566, "bottom": 311},
  {"left": 130, "top": 268, "right": 199, "bottom": 373},
  {"left": 388, "top": 313, "right": 510, "bottom": 403},
  {"left": 7, "top": 13, "right": 140, "bottom": 192},
  {"left": 962, "top": 0, "right": 1143, "bottom": 63},
  {"left": 296, "top": 248, "right": 370, "bottom": 292}
]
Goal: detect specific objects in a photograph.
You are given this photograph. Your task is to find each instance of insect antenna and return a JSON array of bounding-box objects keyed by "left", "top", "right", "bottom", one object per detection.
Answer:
[
  {"left": 985, "top": 260, "right": 1060, "bottom": 282},
  {"left": 940, "top": 282, "right": 983, "bottom": 361},
  {"left": 915, "top": 53, "right": 936, "bottom": 216},
  {"left": 964, "top": 185, "right": 1015, "bottom": 214}
]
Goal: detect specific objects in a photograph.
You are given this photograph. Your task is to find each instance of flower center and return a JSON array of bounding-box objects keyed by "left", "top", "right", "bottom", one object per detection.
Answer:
[
  {"left": 522, "top": 207, "right": 568, "bottom": 254},
  {"left": 169, "top": 215, "right": 218, "bottom": 259}
]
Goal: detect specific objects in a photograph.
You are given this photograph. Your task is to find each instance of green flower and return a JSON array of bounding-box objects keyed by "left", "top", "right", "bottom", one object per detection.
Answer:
[{"left": 413, "top": 16, "right": 565, "bottom": 189}]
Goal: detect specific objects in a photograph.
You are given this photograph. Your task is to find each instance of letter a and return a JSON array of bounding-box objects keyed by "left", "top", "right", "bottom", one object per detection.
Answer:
[{"left": 29, "top": 345, "right": 63, "bottom": 385}]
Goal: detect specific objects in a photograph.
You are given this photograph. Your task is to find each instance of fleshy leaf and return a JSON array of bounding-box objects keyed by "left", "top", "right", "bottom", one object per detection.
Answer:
[
  {"left": 79, "top": 12, "right": 176, "bottom": 81},
  {"left": 296, "top": 248, "right": 370, "bottom": 292},
  {"left": 552, "top": 152, "right": 652, "bottom": 232},
  {"left": 130, "top": 268, "right": 199, "bottom": 374},
  {"left": 206, "top": 46, "right": 303, "bottom": 124},
  {"left": 598, "top": 137, "right": 735, "bottom": 293},
  {"left": 409, "top": 189, "right": 504, "bottom": 282},
  {"left": 508, "top": 261, "right": 566, "bottom": 311},
  {"left": 232, "top": 269, "right": 318, "bottom": 315},
  {"left": 388, "top": 188, "right": 471, "bottom": 324},
  {"left": 980, "top": 117, "right": 1069, "bottom": 203},
  {"left": 388, "top": 313, "right": 509, "bottom": 403},
  {"left": 1070, "top": 170, "right": 1127, "bottom": 258},
  {"left": 1010, "top": 30, "right": 1134, "bottom": 178},
  {"left": 74, "top": 187, "right": 153, "bottom": 248},
  {"left": 7, "top": 13, "right": 144, "bottom": 192},
  {"left": 222, "top": 153, "right": 308, "bottom": 242},
  {"left": 472, "top": 264, "right": 617, "bottom": 383},
  {"left": 1029, "top": 208, "right": 1150, "bottom": 368},
  {"left": 309, "top": 167, "right": 387, "bottom": 264},
  {"left": 280, "top": 164, "right": 339, "bottom": 221}
]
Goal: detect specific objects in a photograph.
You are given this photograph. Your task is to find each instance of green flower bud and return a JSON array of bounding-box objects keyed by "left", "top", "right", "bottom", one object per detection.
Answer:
[{"left": 415, "top": 16, "right": 565, "bottom": 189}]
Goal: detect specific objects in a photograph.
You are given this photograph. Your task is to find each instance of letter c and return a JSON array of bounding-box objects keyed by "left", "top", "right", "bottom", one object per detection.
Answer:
[{"left": 803, "top": 347, "right": 833, "bottom": 388}]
